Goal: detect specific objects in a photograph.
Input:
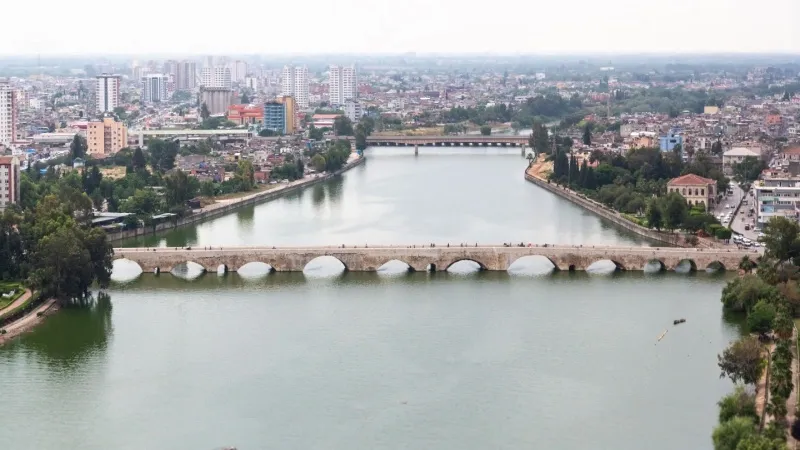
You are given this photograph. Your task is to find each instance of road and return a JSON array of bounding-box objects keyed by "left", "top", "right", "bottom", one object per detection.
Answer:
[{"left": 712, "top": 182, "right": 760, "bottom": 243}]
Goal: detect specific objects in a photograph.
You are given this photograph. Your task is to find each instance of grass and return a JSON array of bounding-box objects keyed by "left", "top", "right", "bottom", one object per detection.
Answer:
[
  {"left": 0, "top": 282, "right": 25, "bottom": 311},
  {"left": 622, "top": 213, "right": 649, "bottom": 227}
]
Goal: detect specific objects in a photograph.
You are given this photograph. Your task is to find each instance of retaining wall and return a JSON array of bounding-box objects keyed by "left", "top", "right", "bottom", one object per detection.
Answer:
[
  {"left": 107, "top": 156, "right": 365, "bottom": 242},
  {"left": 525, "top": 172, "right": 680, "bottom": 246}
]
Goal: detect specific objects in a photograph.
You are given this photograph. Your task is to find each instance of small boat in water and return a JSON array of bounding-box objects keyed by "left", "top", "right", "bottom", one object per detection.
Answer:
[{"left": 674, "top": 318, "right": 686, "bottom": 325}]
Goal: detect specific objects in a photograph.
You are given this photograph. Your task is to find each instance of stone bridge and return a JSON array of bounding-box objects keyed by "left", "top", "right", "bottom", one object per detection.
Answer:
[
  {"left": 366, "top": 135, "right": 529, "bottom": 147},
  {"left": 113, "top": 245, "right": 760, "bottom": 274}
]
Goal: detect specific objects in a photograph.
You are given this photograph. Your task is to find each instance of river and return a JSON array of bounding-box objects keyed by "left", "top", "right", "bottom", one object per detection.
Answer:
[{"left": 0, "top": 148, "right": 737, "bottom": 449}]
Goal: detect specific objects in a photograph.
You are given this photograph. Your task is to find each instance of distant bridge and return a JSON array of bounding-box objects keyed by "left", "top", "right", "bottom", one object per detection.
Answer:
[
  {"left": 366, "top": 135, "right": 529, "bottom": 147},
  {"left": 114, "top": 244, "right": 759, "bottom": 274},
  {"left": 131, "top": 129, "right": 253, "bottom": 146}
]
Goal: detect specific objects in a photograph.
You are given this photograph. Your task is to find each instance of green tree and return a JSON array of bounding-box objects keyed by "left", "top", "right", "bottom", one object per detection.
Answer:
[
  {"left": 200, "top": 102, "right": 211, "bottom": 121},
  {"left": 582, "top": 124, "right": 592, "bottom": 146},
  {"left": 354, "top": 124, "right": 368, "bottom": 150},
  {"left": 717, "top": 386, "right": 758, "bottom": 423},
  {"left": 662, "top": 193, "right": 688, "bottom": 232},
  {"left": 163, "top": 169, "right": 199, "bottom": 207},
  {"left": 738, "top": 256, "right": 757, "bottom": 273},
  {"left": 311, "top": 154, "right": 326, "bottom": 172},
  {"left": 200, "top": 181, "right": 216, "bottom": 197},
  {"left": 733, "top": 434, "right": 785, "bottom": 450},
  {"left": 746, "top": 300, "right": 776, "bottom": 334},
  {"left": 528, "top": 122, "right": 549, "bottom": 154},
  {"left": 761, "top": 216, "right": 800, "bottom": 265},
  {"left": 480, "top": 125, "right": 491, "bottom": 136},
  {"left": 148, "top": 139, "right": 178, "bottom": 173},
  {"left": 235, "top": 160, "right": 256, "bottom": 191},
  {"left": 241, "top": 93, "right": 250, "bottom": 104},
  {"left": 69, "top": 135, "right": 87, "bottom": 162},
  {"left": 711, "top": 417, "right": 757, "bottom": 450},
  {"left": 720, "top": 274, "right": 779, "bottom": 312},
  {"left": 334, "top": 116, "right": 354, "bottom": 136},
  {"left": 732, "top": 156, "right": 767, "bottom": 184},
  {"left": 718, "top": 336, "right": 764, "bottom": 385},
  {"left": 711, "top": 139, "right": 724, "bottom": 155},
  {"left": 308, "top": 124, "right": 324, "bottom": 141}
]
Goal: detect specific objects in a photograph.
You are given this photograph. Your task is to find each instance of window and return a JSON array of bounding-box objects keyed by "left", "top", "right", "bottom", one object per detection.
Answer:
[
  {"left": 701, "top": 189, "right": 705, "bottom": 195},
  {"left": 682, "top": 188, "right": 686, "bottom": 195}
]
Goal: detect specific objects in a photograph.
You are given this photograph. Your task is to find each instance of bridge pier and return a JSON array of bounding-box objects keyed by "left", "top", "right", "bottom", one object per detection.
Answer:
[{"left": 415, "top": 145, "right": 418, "bottom": 155}]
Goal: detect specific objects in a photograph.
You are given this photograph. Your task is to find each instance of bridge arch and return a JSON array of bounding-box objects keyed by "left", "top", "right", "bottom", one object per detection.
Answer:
[
  {"left": 171, "top": 261, "right": 206, "bottom": 279},
  {"left": 705, "top": 261, "right": 726, "bottom": 273},
  {"left": 644, "top": 259, "right": 666, "bottom": 273},
  {"left": 111, "top": 258, "right": 144, "bottom": 282},
  {"left": 444, "top": 259, "right": 488, "bottom": 272},
  {"left": 587, "top": 259, "right": 626, "bottom": 273},
  {"left": 508, "top": 255, "right": 558, "bottom": 275},
  {"left": 378, "top": 259, "right": 415, "bottom": 274},
  {"left": 237, "top": 262, "right": 275, "bottom": 278},
  {"left": 674, "top": 259, "right": 697, "bottom": 273},
  {"left": 302, "top": 255, "right": 349, "bottom": 276}
]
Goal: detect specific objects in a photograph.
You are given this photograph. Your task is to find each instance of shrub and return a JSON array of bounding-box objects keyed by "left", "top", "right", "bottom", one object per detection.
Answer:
[
  {"left": 717, "top": 386, "right": 758, "bottom": 423},
  {"left": 746, "top": 300, "right": 776, "bottom": 334}
]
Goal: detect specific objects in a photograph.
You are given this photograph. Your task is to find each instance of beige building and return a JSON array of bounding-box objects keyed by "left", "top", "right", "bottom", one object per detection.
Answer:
[
  {"left": 667, "top": 174, "right": 716, "bottom": 211},
  {"left": 275, "top": 95, "right": 297, "bottom": 132},
  {"left": 87, "top": 117, "right": 128, "bottom": 158}
]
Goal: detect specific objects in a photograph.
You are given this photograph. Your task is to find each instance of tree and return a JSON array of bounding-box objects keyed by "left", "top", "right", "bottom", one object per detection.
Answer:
[
  {"left": 721, "top": 274, "right": 779, "bottom": 312},
  {"left": 718, "top": 336, "right": 764, "bottom": 385},
  {"left": 762, "top": 216, "right": 800, "bottom": 265},
  {"left": 132, "top": 147, "right": 148, "bottom": 172},
  {"left": 662, "top": 192, "right": 688, "bottom": 232},
  {"left": 711, "top": 139, "right": 724, "bottom": 155},
  {"left": 746, "top": 300, "right": 776, "bottom": 334},
  {"left": 311, "top": 154, "right": 326, "bottom": 172},
  {"left": 334, "top": 116, "right": 354, "bottom": 136},
  {"left": 717, "top": 386, "right": 758, "bottom": 423},
  {"left": 528, "top": 122, "right": 549, "bottom": 154},
  {"left": 582, "top": 124, "right": 592, "bottom": 146},
  {"left": 259, "top": 129, "right": 276, "bottom": 137},
  {"left": 163, "top": 169, "right": 199, "bottom": 207},
  {"left": 200, "top": 102, "right": 211, "bottom": 121},
  {"left": 69, "top": 135, "right": 87, "bottom": 162},
  {"left": 711, "top": 417, "right": 757, "bottom": 450},
  {"left": 354, "top": 124, "right": 368, "bottom": 150},
  {"left": 738, "top": 256, "right": 757, "bottom": 273},
  {"left": 148, "top": 139, "right": 178, "bottom": 173},
  {"left": 308, "top": 124, "right": 324, "bottom": 141},
  {"left": 732, "top": 156, "right": 767, "bottom": 184},
  {"left": 240, "top": 93, "right": 250, "bottom": 104},
  {"left": 480, "top": 125, "right": 491, "bottom": 136},
  {"left": 235, "top": 160, "right": 256, "bottom": 192},
  {"left": 733, "top": 434, "right": 785, "bottom": 450}
]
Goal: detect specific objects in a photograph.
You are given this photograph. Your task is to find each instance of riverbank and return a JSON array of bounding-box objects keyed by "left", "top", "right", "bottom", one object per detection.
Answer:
[
  {"left": 0, "top": 298, "right": 58, "bottom": 345},
  {"left": 107, "top": 154, "right": 365, "bottom": 242}
]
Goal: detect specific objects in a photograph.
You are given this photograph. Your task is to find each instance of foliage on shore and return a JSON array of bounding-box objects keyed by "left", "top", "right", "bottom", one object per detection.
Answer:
[{"left": 713, "top": 216, "right": 800, "bottom": 449}]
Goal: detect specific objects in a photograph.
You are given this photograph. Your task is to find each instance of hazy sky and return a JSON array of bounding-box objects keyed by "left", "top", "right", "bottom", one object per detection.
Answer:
[{"left": 3, "top": 0, "right": 800, "bottom": 55}]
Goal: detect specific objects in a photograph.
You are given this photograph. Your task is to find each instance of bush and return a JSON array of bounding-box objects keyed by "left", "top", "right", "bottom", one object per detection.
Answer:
[
  {"left": 717, "top": 386, "right": 758, "bottom": 423},
  {"left": 746, "top": 300, "right": 776, "bottom": 334},
  {"left": 721, "top": 275, "right": 780, "bottom": 313},
  {"left": 712, "top": 416, "right": 757, "bottom": 450}
]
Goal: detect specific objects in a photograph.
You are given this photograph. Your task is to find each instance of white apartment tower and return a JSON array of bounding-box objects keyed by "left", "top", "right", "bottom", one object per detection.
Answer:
[
  {"left": 175, "top": 61, "right": 197, "bottom": 91},
  {"left": 329, "top": 65, "right": 357, "bottom": 106},
  {"left": 95, "top": 74, "right": 121, "bottom": 113},
  {"left": 0, "top": 81, "right": 16, "bottom": 147},
  {"left": 201, "top": 66, "right": 232, "bottom": 89},
  {"left": 141, "top": 74, "right": 168, "bottom": 103},
  {"left": 281, "top": 65, "right": 309, "bottom": 108},
  {"left": 227, "top": 60, "right": 248, "bottom": 83}
]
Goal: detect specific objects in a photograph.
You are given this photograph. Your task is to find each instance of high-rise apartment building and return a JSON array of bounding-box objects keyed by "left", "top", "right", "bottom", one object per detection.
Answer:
[
  {"left": 228, "top": 60, "right": 248, "bottom": 83},
  {"left": 175, "top": 61, "right": 197, "bottom": 91},
  {"left": 141, "top": 74, "right": 168, "bottom": 103},
  {"left": 95, "top": 74, "right": 121, "bottom": 113},
  {"left": 0, "top": 156, "right": 20, "bottom": 210},
  {"left": 0, "top": 80, "right": 16, "bottom": 148},
  {"left": 329, "top": 65, "right": 357, "bottom": 106},
  {"left": 281, "top": 65, "right": 309, "bottom": 108},
  {"left": 87, "top": 117, "right": 128, "bottom": 157},
  {"left": 276, "top": 95, "right": 297, "bottom": 133},
  {"left": 201, "top": 66, "right": 232, "bottom": 89}
]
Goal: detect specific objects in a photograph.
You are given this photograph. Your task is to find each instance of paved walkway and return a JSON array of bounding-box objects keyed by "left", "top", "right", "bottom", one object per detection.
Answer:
[
  {"left": 0, "top": 289, "right": 31, "bottom": 319},
  {"left": 0, "top": 298, "right": 57, "bottom": 345}
]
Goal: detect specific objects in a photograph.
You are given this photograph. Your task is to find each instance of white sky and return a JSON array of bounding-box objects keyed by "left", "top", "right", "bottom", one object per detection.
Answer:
[{"left": 3, "top": 0, "right": 800, "bottom": 55}]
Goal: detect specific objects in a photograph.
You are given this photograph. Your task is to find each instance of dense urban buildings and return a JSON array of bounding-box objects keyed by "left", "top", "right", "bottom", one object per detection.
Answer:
[
  {"left": 0, "top": 80, "right": 15, "bottom": 148},
  {"left": 95, "top": 74, "right": 121, "bottom": 113},
  {"left": 141, "top": 74, "right": 168, "bottom": 103},
  {"left": 228, "top": 60, "right": 247, "bottom": 84},
  {"left": 281, "top": 65, "right": 309, "bottom": 108},
  {"left": 329, "top": 65, "right": 357, "bottom": 106},
  {"left": 87, "top": 117, "right": 128, "bottom": 157},
  {"left": 0, "top": 155, "right": 19, "bottom": 210}
]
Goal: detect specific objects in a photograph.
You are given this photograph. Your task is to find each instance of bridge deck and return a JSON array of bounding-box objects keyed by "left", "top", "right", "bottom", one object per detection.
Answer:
[{"left": 114, "top": 244, "right": 759, "bottom": 274}]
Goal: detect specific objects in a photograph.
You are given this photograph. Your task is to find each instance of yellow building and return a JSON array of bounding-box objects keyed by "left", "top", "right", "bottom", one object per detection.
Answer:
[
  {"left": 87, "top": 117, "right": 128, "bottom": 158},
  {"left": 667, "top": 174, "right": 716, "bottom": 211},
  {"left": 276, "top": 95, "right": 297, "bottom": 133}
]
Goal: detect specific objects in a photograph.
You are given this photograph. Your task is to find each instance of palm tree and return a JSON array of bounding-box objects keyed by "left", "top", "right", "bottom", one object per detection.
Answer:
[{"left": 738, "top": 255, "right": 756, "bottom": 274}]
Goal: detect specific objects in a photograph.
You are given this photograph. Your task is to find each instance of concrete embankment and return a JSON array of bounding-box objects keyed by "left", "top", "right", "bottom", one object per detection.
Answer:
[
  {"left": 524, "top": 169, "right": 681, "bottom": 247},
  {"left": 107, "top": 156, "right": 365, "bottom": 242},
  {"left": 0, "top": 298, "right": 58, "bottom": 345}
]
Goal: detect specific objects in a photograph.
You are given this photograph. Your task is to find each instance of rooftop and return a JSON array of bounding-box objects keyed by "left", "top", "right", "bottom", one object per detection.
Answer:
[{"left": 668, "top": 173, "right": 715, "bottom": 186}]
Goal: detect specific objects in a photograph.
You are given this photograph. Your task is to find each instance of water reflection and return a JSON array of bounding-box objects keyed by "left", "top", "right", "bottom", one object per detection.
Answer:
[
  {"left": 312, "top": 183, "right": 326, "bottom": 205},
  {"left": 6, "top": 292, "right": 113, "bottom": 371},
  {"left": 236, "top": 205, "right": 254, "bottom": 231}
]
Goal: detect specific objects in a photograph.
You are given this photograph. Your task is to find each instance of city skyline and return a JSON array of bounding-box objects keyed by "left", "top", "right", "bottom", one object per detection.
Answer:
[{"left": 2, "top": 0, "right": 799, "bottom": 56}]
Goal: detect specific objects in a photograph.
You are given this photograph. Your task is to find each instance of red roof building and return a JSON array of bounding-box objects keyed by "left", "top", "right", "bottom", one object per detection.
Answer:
[{"left": 667, "top": 174, "right": 716, "bottom": 211}]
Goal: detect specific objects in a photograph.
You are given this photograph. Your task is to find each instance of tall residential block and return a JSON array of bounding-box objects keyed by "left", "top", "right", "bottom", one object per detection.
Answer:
[
  {"left": 329, "top": 65, "right": 357, "bottom": 106},
  {"left": 0, "top": 156, "right": 20, "bottom": 210},
  {"left": 228, "top": 60, "right": 248, "bottom": 83},
  {"left": 276, "top": 95, "right": 297, "bottom": 133},
  {"left": 141, "top": 74, "right": 168, "bottom": 103},
  {"left": 201, "top": 66, "right": 232, "bottom": 89},
  {"left": 0, "top": 80, "right": 16, "bottom": 147},
  {"left": 281, "top": 65, "right": 309, "bottom": 108},
  {"left": 87, "top": 117, "right": 128, "bottom": 158},
  {"left": 175, "top": 61, "right": 197, "bottom": 91},
  {"left": 263, "top": 101, "right": 287, "bottom": 134},
  {"left": 95, "top": 74, "right": 121, "bottom": 113}
]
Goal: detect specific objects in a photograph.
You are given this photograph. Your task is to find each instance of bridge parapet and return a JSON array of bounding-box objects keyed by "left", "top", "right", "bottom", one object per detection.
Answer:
[{"left": 113, "top": 245, "right": 758, "bottom": 274}]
